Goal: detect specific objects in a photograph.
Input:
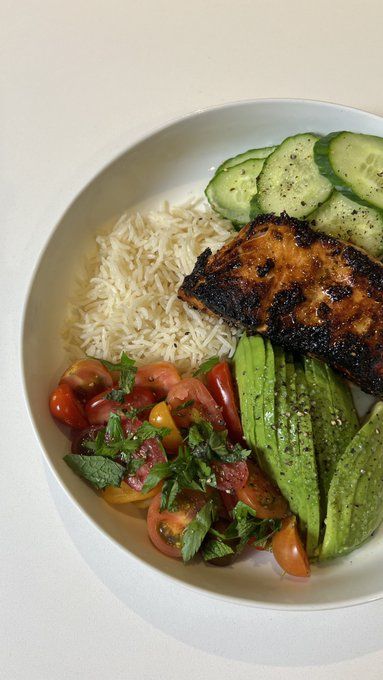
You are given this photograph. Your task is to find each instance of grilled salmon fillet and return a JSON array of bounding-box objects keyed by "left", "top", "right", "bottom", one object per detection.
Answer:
[{"left": 178, "top": 213, "right": 383, "bottom": 396}]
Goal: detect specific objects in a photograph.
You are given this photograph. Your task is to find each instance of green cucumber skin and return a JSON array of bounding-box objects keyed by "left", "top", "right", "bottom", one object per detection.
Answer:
[
  {"left": 215, "top": 146, "right": 276, "bottom": 174},
  {"left": 321, "top": 402, "right": 383, "bottom": 560},
  {"left": 314, "top": 132, "right": 383, "bottom": 211},
  {"left": 205, "top": 157, "right": 265, "bottom": 225},
  {"left": 255, "top": 133, "right": 332, "bottom": 219},
  {"left": 294, "top": 364, "right": 321, "bottom": 557},
  {"left": 309, "top": 190, "right": 383, "bottom": 258}
]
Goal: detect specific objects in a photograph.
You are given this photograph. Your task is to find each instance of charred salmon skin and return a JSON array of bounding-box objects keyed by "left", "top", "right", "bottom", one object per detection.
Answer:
[{"left": 178, "top": 213, "right": 383, "bottom": 396}]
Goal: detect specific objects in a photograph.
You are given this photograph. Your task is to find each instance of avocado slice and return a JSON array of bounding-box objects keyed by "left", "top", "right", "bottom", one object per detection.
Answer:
[
  {"left": 325, "top": 363, "right": 359, "bottom": 458},
  {"left": 233, "top": 334, "right": 264, "bottom": 453},
  {"left": 294, "top": 363, "right": 321, "bottom": 556},
  {"left": 262, "top": 340, "right": 280, "bottom": 483},
  {"left": 304, "top": 358, "right": 358, "bottom": 514},
  {"left": 321, "top": 402, "right": 383, "bottom": 560}
]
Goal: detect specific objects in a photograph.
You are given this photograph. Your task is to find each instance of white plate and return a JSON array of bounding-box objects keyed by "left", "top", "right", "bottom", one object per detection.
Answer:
[{"left": 22, "top": 99, "right": 383, "bottom": 610}]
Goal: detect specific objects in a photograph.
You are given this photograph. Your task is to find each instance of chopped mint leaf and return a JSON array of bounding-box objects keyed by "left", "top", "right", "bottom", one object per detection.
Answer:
[
  {"left": 141, "top": 462, "right": 172, "bottom": 493},
  {"left": 135, "top": 421, "right": 171, "bottom": 441},
  {"left": 193, "top": 356, "right": 220, "bottom": 376},
  {"left": 106, "top": 412, "right": 124, "bottom": 441},
  {"left": 202, "top": 539, "right": 234, "bottom": 562},
  {"left": 160, "top": 479, "right": 180, "bottom": 511},
  {"left": 173, "top": 399, "right": 194, "bottom": 413},
  {"left": 105, "top": 389, "right": 126, "bottom": 403},
  {"left": 64, "top": 454, "right": 125, "bottom": 489},
  {"left": 181, "top": 499, "right": 218, "bottom": 562},
  {"left": 90, "top": 352, "right": 137, "bottom": 393}
]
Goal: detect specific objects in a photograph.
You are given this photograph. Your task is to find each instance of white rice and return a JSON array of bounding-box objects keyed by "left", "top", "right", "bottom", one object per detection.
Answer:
[{"left": 63, "top": 199, "right": 240, "bottom": 373}]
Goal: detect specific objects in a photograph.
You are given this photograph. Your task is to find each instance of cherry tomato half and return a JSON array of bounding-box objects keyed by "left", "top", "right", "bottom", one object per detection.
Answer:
[
  {"left": 206, "top": 361, "right": 244, "bottom": 444},
  {"left": 135, "top": 362, "right": 181, "bottom": 398},
  {"left": 236, "top": 462, "right": 289, "bottom": 519},
  {"left": 149, "top": 401, "right": 183, "bottom": 453},
  {"left": 101, "top": 480, "right": 162, "bottom": 504},
  {"left": 272, "top": 516, "right": 310, "bottom": 577},
  {"left": 60, "top": 358, "right": 113, "bottom": 400},
  {"left": 147, "top": 490, "right": 205, "bottom": 558},
  {"left": 124, "top": 435, "right": 166, "bottom": 491},
  {"left": 49, "top": 383, "right": 89, "bottom": 429},
  {"left": 85, "top": 386, "right": 156, "bottom": 425},
  {"left": 212, "top": 460, "right": 249, "bottom": 492},
  {"left": 167, "top": 378, "right": 225, "bottom": 430}
]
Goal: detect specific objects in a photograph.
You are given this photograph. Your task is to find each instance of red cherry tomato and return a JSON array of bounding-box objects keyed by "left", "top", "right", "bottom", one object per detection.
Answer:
[
  {"left": 206, "top": 361, "right": 244, "bottom": 444},
  {"left": 49, "top": 383, "right": 89, "bottom": 429},
  {"left": 212, "top": 460, "right": 249, "bottom": 492},
  {"left": 135, "top": 362, "right": 181, "bottom": 398},
  {"left": 219, "top": 490, "right": 238, "bottom": 518},
  {"left": 272, "top": 516, "right": 310, "bottom": 577},
  {"left": 167, "top": 378, "right": 225, "bottom": 430},
  {"left": 236, "top": 462, "right": 289, "bottom": 519},
  {"left": 147, "top": 490, "right": 205, "bottom": 558},
  {"left": 124, "top": 435, "right": 166, "bottom": 491},
  {"left": 85, "top": 386, "right": 156, "bottom": 425},
  {"left": 71, "top": 425, "right": 104, "bottom": 454},
  {"left": 60, "top": 358, "right": 113, "bottom": 400}
]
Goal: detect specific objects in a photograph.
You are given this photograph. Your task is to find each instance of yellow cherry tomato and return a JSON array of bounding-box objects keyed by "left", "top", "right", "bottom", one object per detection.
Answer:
[
  {"left": 149, "top": 401, "right": 183, "bottom": 453},
  {"left": 101, "top": 481, "right": 162, "bottom": 505}
]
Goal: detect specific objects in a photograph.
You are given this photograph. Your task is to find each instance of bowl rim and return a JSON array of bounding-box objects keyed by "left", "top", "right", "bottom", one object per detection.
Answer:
[{"left": 20, "top": 97, "right": 383, "bottom": 611}]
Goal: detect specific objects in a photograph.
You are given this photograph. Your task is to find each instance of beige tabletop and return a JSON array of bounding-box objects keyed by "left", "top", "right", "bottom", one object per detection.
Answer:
[{"left": 2, "top": 1, "right": 383, "bottom": 678}]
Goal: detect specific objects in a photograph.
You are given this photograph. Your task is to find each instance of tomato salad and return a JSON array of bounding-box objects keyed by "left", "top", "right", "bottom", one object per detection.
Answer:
[{"left": 49, "top": 353, "right": 309, "bottom": 576}]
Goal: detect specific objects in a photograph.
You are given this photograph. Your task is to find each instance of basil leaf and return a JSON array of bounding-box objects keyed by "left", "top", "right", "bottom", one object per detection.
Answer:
[
  {"left": 181, "top": 499, "right": 217, "bottom": 562},
  {"left": 64, "top": 454, "right": 125, "bottom": 489},
  {"left": 202, "top": 539, "right": 234, "bottom": 562},
  {"left": 193, "top": 356, "right": 220, "bottom": 376}
]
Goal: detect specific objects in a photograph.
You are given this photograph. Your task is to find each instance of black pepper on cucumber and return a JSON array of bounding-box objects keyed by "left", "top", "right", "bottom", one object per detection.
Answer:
[
  {"left": 314, "top": 131, "right": 383, "bottom": 211},
  {"left": 205, "top": 129, "right": 383, "bottom": 259},
  {"left": 251, "top": 133, "right": 332, "bottom": 219}
]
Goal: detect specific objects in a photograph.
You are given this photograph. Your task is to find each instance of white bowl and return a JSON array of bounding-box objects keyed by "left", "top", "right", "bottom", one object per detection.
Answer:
[{"left": 22, "top": 99, "right": 383, "bottom": 609}]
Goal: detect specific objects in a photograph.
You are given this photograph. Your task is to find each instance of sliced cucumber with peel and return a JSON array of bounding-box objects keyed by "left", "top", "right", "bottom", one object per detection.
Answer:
[
  {"left": 215, "top": 146, "right": 276, "bottom": 174},
  {"left": 309, "top": 190, "right": 383, "bottom": 258},
  {"left": 205, "top": 157, "right": 265, "bottom": 225},
  {"left": 314, "top": 132, "right": 383, "bottom": 211},
  {"left": 251, "top": 133, "right": 332, "bottom": 219}
]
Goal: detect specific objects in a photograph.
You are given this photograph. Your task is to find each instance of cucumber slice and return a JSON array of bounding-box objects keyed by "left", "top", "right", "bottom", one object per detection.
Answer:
[
  {"left": 205, "top": 157, "right": 265, "bottom": 225},
  {"left": 215, "top": 146, "right": 276, "bottom": 174},
  {"left": 309, "top": 190, "right": 383, "bottom": 258},
  {"left": 314, "top": 132, "right": 383, "bottom": 211},
  {"left": 253, "top": 133, "right": 332, "bottom": 218},
  {"left": 321, "top": 402, "right": 383, "bottom": 560}
]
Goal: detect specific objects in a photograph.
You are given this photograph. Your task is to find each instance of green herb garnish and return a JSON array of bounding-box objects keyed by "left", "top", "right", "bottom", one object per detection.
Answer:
[
  {"left": 63, "top": 454, "right": 125, "bottom": 489},
  {"left": 193, "top": 356, "right": 220, "bottom": 376},
  {"left": 181, "top": 499, "right": 218, "bottom": 561},
  {"left": 90, "top": 352, "right": 137, "bottom": 394}
]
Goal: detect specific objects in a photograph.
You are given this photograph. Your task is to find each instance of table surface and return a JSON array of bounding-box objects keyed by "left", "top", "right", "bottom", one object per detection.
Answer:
[{"left": 2, "top": 1, "right": 383, "bottom": 678}]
